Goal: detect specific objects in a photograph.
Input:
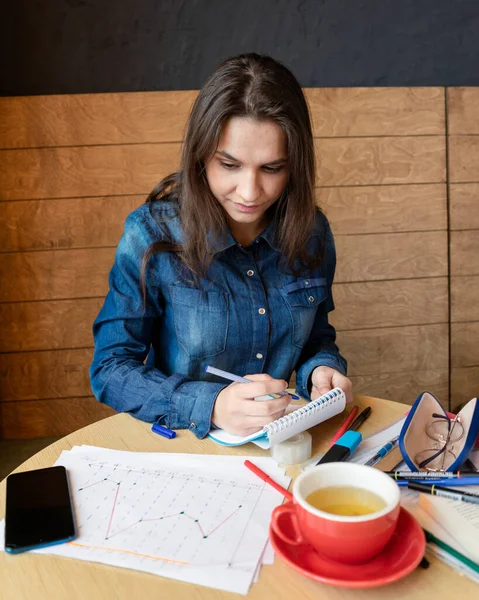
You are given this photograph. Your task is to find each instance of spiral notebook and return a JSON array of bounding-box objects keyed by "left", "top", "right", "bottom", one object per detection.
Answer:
[{"left": 208, "top": 387, "right": 346, "bottom": 449}]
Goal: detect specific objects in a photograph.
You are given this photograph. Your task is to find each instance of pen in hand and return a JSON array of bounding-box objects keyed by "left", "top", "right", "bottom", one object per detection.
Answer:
[{"left": 205, "top": 365, "right": 300, "bottom": 401}]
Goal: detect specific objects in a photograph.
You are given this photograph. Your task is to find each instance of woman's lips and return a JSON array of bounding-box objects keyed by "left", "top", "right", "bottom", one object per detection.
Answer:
[{"left": 233, "top": 202, "right": 260, "bottom": 213}]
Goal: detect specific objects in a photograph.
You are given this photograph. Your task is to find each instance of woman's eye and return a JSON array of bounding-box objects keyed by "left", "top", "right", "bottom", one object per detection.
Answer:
[
  {"left": 220, "top": 162, "right": 238, "bottom": 170},
  {"left": 263, "top": 166, "right": 284, "bottom": 174}
]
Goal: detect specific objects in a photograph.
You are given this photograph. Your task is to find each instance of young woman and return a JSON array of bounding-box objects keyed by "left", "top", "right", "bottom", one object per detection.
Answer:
[{"left": 90, "top": 53, "right": 352, "bottom": 439}]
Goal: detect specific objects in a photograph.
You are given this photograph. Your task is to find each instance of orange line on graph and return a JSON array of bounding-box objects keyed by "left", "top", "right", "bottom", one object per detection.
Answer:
[{"left": 67, "top": 542, "right": 189, "bottom": 565}]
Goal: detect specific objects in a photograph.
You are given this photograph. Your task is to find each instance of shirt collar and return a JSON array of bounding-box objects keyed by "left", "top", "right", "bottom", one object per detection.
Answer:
[
  {"left": 256, "top": 216, "right": 281, "bottom": 252},
  {"left": 211, "top": 216, "right": 282, "bottom": 256}
]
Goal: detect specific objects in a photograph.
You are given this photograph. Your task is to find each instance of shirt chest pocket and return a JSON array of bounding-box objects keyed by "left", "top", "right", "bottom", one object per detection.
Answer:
[
  {"left": 169, "top": 285, "right": 229, "bottom": 359},
  {"left": 281, "top": 277, "right": 328, "bottom": 348}
]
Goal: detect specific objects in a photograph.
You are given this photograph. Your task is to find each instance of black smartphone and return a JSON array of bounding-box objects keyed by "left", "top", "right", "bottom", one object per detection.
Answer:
[{"left": 5, "top": 465, "right": 77, "bottom": 554}]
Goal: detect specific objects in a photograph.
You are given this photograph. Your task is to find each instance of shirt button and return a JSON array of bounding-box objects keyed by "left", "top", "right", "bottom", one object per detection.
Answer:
[
  {"left": 256, "top": 353, "right": 263, "bottom": 359},
  {"left": 247, "top": 269, "right": 255, "bottom": 276},
  {"left": 190, "top": 422, "right": 197, "bottom": 429},
  {"left": 305, "top": 280, "right": 310, "bottom": 286},
  {"left": 258, "top": 308, "right": 266, "bottom": 315},
  {"left": 308, "top": 296, "right": 315, "bottom": 303}
]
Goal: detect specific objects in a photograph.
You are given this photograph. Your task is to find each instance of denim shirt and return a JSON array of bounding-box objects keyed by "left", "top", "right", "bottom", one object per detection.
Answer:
[{"left": 90, "top": 200, "right": 347, "bottom": 439}]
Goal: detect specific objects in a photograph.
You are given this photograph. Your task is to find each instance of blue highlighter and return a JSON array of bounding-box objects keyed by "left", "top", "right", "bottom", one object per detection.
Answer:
[{"left": 315, "top": 430, "right": 362, "bottom": 465}]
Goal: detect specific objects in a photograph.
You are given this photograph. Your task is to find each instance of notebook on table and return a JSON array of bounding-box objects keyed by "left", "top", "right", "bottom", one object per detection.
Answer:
[{"left": 208, "top": 387, "right": 346, "bottom": 448}]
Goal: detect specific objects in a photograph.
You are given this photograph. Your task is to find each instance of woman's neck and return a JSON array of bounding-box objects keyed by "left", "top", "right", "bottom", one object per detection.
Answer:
[{"left": 228, "top": 216, "right": 269, "bottom": 247}]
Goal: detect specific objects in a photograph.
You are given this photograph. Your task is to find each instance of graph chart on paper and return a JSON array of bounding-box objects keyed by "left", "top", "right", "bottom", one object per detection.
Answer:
[{"left": 66, "top": 458, "right": 273, "bottom": 571}]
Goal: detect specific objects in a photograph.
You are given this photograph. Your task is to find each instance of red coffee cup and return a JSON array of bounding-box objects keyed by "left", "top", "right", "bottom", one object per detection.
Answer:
[{"left": 271, "top": 463, "right": 401, "bottom": 564}]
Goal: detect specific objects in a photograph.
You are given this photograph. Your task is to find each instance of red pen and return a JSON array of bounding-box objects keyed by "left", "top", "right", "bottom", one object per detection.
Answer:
[
  {"left": 330, "top": 405, "right": 359, "bottom": 446},
  {"left": 244, "top": 460, "right": 293, "bottom": 501}
]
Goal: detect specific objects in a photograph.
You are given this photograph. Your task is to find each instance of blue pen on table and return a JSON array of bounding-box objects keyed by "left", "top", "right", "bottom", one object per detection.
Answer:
[
  {"left": 364, "top": 436, "right": 399, "bottom": 467},
  {"left": 205, "top": 365, "right": 300, "bottom": 401},
  {"left": 396, "top": 476, "right": 479, "bottom": 487},
  {"left": 151, "top": 423, "right": 176, "bottom": 439},
  {"left": 386, "top": 470, "right": 477, "bottom": 480}
]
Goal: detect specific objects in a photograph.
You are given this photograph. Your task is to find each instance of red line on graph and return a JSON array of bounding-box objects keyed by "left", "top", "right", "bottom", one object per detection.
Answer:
[
  {"left": 79, "top": 478, "right": 119, "bottom": 491},
  {"left": 105, "top": 485, "right": 120, "bottom": 539},
  {"left": 80, "top": 481, "right": 104, "bottom": 490},
  {"left": 195, "top": 518, "right": 206, "bottom": 537},
  {"left": 106, "top": 508, "right": 241, "bottom": 540},
  {"left": 205, "top": 507, "right": 240, "bottom": 537},
  {"left": 144, "top": 514, "right": 178, "bottom": 521}
]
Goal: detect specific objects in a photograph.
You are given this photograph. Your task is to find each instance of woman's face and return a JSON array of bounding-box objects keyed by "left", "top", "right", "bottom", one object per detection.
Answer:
[{"left": 205, "top": 117, "right": 289, "bottom": 245}]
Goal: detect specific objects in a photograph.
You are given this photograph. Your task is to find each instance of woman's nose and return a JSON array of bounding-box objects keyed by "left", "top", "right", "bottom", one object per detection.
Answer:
[{"left": 237, "top": 171, "right": 261, "bottom": 203}]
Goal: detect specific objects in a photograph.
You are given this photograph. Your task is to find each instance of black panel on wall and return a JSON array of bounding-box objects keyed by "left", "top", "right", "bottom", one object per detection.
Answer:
[{"left": 2, "top": 0, "right": 479, "bottom": 96}]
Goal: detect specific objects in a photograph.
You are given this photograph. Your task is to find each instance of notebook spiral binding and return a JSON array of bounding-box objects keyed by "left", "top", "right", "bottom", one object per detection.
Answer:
[{"left": 265, "top": 388, "right": 343, "bottom": 435}]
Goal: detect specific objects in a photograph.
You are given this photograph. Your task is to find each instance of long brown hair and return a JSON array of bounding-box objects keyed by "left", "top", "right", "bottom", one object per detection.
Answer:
[{"left": 142, "top": 53, "right": 321, "bottom": 290}]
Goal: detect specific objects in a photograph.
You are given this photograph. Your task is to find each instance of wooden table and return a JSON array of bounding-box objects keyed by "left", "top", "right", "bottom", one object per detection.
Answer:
[{"left": 0, "top": 395, "right": 476, "bottom": 599}]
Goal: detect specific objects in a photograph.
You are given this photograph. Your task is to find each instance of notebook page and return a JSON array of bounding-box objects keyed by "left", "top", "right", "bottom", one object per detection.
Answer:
[{"left": 266, "top": 388, "right": 346, "bottom": 446}]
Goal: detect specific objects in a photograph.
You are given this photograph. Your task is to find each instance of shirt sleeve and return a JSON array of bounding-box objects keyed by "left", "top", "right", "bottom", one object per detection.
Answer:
[
  {"left": 89, "top": 209, "right": 226, "bottom": 439},
  {"left": 294, "top": 216, "right": 348, "bottom": 399}
]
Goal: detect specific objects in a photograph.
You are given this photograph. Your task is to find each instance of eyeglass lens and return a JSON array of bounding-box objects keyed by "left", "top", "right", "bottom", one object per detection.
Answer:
[{"left": 414, "top": 414, "right": 464, "bottom": 471}]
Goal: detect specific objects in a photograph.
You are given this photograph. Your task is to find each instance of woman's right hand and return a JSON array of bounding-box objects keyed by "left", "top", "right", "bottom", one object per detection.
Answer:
[{"left": 211, "top": 373, "right": 291, "bottom": 436}]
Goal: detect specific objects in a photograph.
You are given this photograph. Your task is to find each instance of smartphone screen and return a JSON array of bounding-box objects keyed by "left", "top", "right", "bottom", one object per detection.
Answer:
[{"left": 5, "top": 465, "right": 76, "bottom": 553}]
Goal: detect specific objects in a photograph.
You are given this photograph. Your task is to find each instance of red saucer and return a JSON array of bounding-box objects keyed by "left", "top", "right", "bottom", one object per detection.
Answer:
[{"left": 269, "top": 506, "right": 426, "bottom": 589}]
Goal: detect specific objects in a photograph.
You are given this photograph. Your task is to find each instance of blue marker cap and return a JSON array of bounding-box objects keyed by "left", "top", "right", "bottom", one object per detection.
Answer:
[
  {"left": 336, "top": 430, "right": 362, "bottom": 453},
  {"left": 152, "top": 423, "right": 176, "bottom": 439},
  {"left": 316, "top": 430, "right": 362, "bottom": 465}
]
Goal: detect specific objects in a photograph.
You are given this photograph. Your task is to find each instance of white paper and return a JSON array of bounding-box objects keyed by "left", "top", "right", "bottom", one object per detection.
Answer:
[
  {"left": 253, "top": 540, "right": 275, "bottom": 583},
  {"left": 301, "top": 416, "right": 407, "bottom": 471},
  {"left": 0, "top": 448, "right": 289, "bottom": 595},
  {"left": 348, "top": 417, "right": 406, "bottom": 465}
]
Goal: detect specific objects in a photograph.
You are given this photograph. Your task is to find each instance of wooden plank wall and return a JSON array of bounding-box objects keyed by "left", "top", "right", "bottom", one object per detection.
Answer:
[
  {"left": 0, "top": 87, "right": 470, "bottom": 439},
  {"left": 311, "top": 89, "right": 448, "bottom": 407},
  {"left": 448, "top": 88, "right": 479, "bottom": 408},
  {"left": 0, "top": 91, "right": 197, "bottom": 439}
]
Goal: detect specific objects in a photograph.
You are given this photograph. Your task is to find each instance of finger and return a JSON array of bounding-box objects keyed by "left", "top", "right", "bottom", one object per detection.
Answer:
[
  {"left": 311, "top": 384, "right": 332, "bottom": 400},
  {"left": 227, "top": 423, "right": 264, "bottom": 437},
  {"left": 240, "top": 395, "right": 291, "bottom": 417},
  {"left": 243, "top": 373, "right": 274, "bottom": 381},
  {"left": 331, "top": 374, "right": 354, "bottom": 404},
  {"left": 235, "top": 380, "right": 288, "bottom": 399},
  {"left": 343, "top": 382, "right": 354, "bottom": 404},
  {"left": 242, "top": 412, "right": 287, "bottom": 431}
]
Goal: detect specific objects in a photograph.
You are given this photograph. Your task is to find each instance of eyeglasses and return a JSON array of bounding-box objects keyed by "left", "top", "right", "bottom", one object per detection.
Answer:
[{"left": 414, "top": 413, "right": 464, "bottom": 471}]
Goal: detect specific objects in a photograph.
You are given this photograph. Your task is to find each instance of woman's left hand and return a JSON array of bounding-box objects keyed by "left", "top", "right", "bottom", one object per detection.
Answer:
[{"left": 311, "top": 366, "right": 353, "bottom": 404}]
